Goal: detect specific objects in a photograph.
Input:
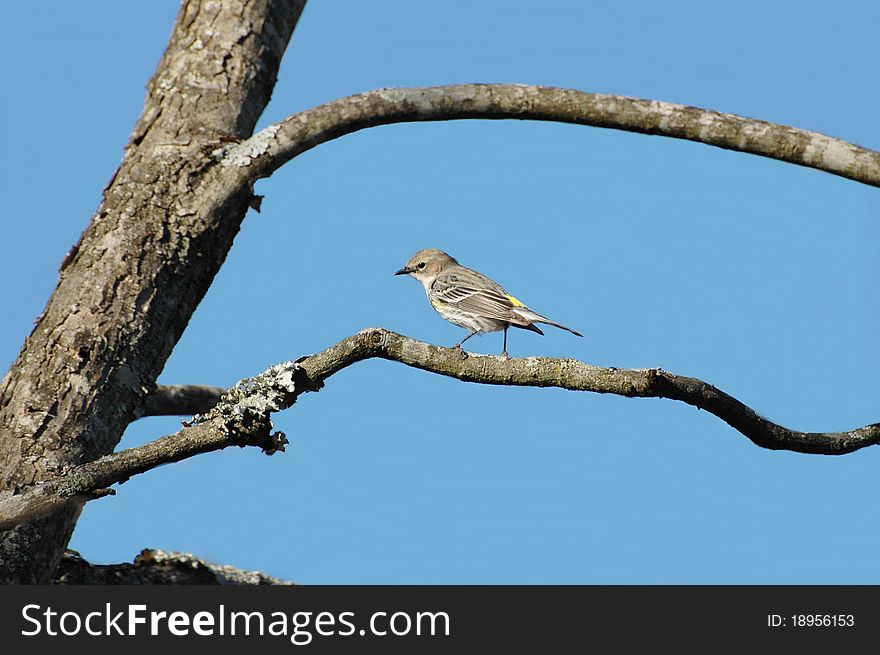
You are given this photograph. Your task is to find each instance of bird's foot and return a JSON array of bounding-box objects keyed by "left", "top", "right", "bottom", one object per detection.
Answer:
[{"left": 498, "top": 350, "right": 510, "bottom": 360}]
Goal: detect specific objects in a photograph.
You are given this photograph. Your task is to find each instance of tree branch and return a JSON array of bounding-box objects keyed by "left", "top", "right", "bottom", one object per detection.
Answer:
[
  {"left": 2, "top": 328, "right": 876, "bottom": 531},
  {"left": 216, "top": 84, "right": 880, "bottom": 188},
  {"left": 144, "top": 385, "right": 227, "bottom": 417}
]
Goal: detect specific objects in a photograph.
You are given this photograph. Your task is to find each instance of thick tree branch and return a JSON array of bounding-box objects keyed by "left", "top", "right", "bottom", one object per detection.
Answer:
[
  {"left": 215, "top": 84, "right": 880, "bottom": 189},
  {"left": 2, "top": 328, "right": 875, "bottom": 531}
]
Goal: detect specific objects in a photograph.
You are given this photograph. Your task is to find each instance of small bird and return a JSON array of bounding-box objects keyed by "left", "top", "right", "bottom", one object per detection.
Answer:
[{"left": 394, "top": 248, "right": 582, "bottom": 357}]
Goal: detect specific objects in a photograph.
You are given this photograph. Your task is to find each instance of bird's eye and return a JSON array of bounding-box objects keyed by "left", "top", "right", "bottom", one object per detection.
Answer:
[{"left": 417, "top": 262, "right": 426, "bottom": 270}]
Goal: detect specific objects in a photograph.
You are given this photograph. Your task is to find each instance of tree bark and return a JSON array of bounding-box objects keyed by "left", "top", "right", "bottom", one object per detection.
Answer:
[
  {"left": 53, "top": 549, "right": 293, "bottom": 585},
  {"left": 145, "top": 385, "right": 228, "bottom": 417},
  {"left": 0, "top": 0, "right": 306, "bottom": 584}
]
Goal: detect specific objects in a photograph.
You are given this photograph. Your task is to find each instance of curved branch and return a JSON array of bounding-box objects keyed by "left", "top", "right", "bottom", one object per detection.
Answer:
[
  {"left": 1, "top": 328, "right": 876, "bottom": 530},
  {"left": 217, "top": 84, "right": 880, "bottom": 188},
  {"left": 303, "top": 329, "right": 880, "bottom": 455}
]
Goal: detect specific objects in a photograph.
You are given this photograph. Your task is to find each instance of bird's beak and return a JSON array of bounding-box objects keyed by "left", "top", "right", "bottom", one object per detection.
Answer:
[{"left": 393, "top": 267, "right": 410, "bottom": 276}]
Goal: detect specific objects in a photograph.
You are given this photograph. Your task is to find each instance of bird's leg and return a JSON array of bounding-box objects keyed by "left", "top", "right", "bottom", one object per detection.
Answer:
[
  {"left": 453, "top": 331, "right": 477, "bottom": 349},
  {"left": 500, "top": 325, "right": 509, "bottom": 359}
]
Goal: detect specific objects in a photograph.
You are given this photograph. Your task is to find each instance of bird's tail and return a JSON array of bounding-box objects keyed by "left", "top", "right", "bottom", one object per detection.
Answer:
[{"left": 513, "top": 308, "right": 583, "bottom": 337}]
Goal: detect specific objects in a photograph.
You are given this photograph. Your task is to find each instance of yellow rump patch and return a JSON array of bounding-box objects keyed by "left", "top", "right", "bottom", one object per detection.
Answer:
[{"left": 505, "top": 294, "right": 525, "bottom": 307}]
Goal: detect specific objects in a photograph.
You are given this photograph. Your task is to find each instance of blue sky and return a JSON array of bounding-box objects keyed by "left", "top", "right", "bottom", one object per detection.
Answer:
[{"left": 2, "top": 1, "right": 879, "bottom": 583}]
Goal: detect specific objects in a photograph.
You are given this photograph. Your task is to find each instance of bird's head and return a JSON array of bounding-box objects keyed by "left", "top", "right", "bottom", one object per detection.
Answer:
[{"left": 394, "top": 248, "right": 457, "bottom": 285}]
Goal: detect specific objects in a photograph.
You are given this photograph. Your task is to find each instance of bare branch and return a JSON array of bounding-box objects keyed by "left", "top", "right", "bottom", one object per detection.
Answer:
[
  {"left": 144, "top": 385, "right": 226, "bottom": 417},
  {"left": 2, "top": 328, "right": 876, "bottom": 531},
  {"left": 217, "top": 84, "right": 880, "bottom": 188}
]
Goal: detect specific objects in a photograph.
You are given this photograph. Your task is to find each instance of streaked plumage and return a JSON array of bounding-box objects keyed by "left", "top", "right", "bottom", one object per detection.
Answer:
[{"left": 394, "top": 248, "right": 582, "bottom": 356}]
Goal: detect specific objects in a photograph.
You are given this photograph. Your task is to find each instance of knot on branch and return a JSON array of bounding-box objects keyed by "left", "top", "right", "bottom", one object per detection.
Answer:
[
  {"left": 367, "top": 328, "right": 387, "bottom": 347},
  {"left": 354, "top": 327, "right": 390, "bottom": 352},
  {"left": 644, "top": 367, "right": 667, "bottom": 390}
]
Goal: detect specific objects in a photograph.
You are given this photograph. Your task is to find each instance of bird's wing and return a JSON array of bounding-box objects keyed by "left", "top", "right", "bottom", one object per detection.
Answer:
[{"left": 431, "top": 272, "right": 531, "bottom": 325}]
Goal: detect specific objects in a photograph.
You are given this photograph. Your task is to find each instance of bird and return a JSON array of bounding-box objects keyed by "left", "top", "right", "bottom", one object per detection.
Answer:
[{"left": 394, "top": 248, "right": 582, "bottom": 357}]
